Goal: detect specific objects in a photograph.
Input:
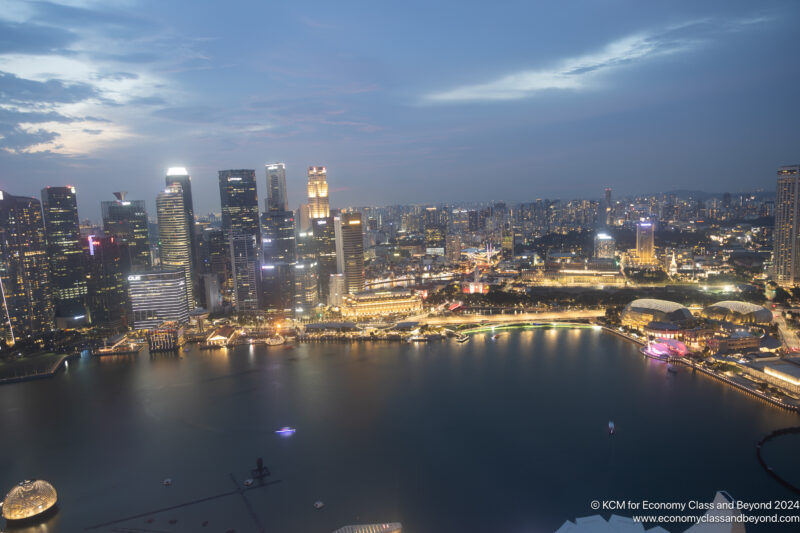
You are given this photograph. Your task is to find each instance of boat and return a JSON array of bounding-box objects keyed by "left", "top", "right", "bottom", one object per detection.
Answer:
[
  {"left": 243, "top": 479, "right": 254, "bottom": 487},
  {"left": 456, "top": 334, "right": 469, "bottom": 343},
  {"left": 266, "top": 335, "right": 285, "bottom": 346},
  {"left": 608, "top": 421, "right": 616, "bottom": 435},
  {"left": 162, "top": 478, "right": 172, "bottom": 486},
  {"left": 491, "top": 333, "right": 500, "bottom": 340},
  {"left": 313, "top": 501, "right": 325, "bottom": 509},
  {"left": 275, "top": 426, "right": 296, "bottom": 435}
]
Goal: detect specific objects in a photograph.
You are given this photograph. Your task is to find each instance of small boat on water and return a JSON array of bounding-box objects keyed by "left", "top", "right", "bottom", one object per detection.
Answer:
[
  {"left": 275, "top": 427, "right": 296, "bottom": 435},
  {"left": 162, "top": 478, "right": 172, "bottom": 486},
  {"left": 456, "top": 334, "right": 469, "bottom": 343},
  {"left": 313, "top": 501, "right": 325, "bottom": 509},
  {"left": 608, "top": 421, "right": 616, "bottom": 435},
  {"left": 491, "top": 333, "right": 501, "bottom": 340}
]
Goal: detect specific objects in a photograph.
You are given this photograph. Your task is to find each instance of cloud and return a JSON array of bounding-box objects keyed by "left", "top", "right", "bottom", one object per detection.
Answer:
[
  {"left": 0, "top": 19, "right": 78, "bottom": 54},
  {"left": 425, "top": 16, "right": 771, "bottom": 103}
]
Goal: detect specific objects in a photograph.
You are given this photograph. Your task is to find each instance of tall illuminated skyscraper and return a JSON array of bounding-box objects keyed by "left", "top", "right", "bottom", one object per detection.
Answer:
[
  {"left": 266, "top": 163, "right": 288, "bottom": 212},
  {"left": 83, "top": 234, "right": 127, "bottom": 331},
  {"left": 127, "top": 270, "right": 189, "bottom": 330},
  {"left": 0, "top": 190, "right": 55, "bottom": 342},
  {"left": 775, "top": 165, "right": 800, "bottom": 286},
  {"left": 335, "top": 212, "right": 365, "bottom": 295},
  {"left": 307, "top": 166, "right": 330, "bottom": 219},
  {"left": 636, "top": 221, "right": 654, "bottom": 263},
  {"left": 41, "top": 186, "right": 87, "bottom": 327},
  {"left": 156, "top": 183, "right": 195, "bottom": 307},
  {"left": 312, "top": 217, "right": 337, "bottom": 302},
  {"left": 165, "top": 167, "right": 198, "bottom": 273},
  {"left": 219, "top": 170, "right": 261, "bottom": 311},
  {"left": 101, "top": 193, "right": 151, "bottom": 273}
]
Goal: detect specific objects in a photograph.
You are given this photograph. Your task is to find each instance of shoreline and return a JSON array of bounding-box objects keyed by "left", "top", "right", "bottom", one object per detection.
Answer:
[{"left": 0, "top": 352, "right": 80, "bottom": 386}]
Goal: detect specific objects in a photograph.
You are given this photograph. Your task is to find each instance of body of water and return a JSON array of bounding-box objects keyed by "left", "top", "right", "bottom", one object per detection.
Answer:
[{"left": 1, "top": 328, "right": 798, "bottom": 532}]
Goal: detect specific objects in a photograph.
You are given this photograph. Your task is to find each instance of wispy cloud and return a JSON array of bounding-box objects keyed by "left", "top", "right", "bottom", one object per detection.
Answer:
[{"left": 425, "top": 17, "right": 771, "bottom": 103}]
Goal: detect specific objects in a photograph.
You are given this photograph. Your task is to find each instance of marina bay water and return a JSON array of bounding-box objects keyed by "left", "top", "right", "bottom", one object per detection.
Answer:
[{"left": 1, "top": 328, "right": 799, "bottom": 532}]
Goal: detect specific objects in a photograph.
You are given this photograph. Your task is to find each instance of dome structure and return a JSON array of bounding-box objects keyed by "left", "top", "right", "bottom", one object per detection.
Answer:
[
  {"left": 701, "top": 301, "right": 772, "bottom": 325},
  {"left": 621, "top": 299, "right": 693, "bottom": 329},
  {"left": 2, "top": 480, "right": 58, "bottom": 521}
]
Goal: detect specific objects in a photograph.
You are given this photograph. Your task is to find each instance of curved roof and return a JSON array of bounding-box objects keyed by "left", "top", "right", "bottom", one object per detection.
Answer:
[
  {"left": 625, "top": 299, "right": 687, "bottom": 313},
  {"left": 703, "top": 301, "right": 772, "bottom": 323},
  {"left": 2, "top": 480, "right": 57, "bottom": 520}
]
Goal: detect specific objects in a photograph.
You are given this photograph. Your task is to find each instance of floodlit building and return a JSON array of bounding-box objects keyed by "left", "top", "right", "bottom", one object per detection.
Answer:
[
  {"left": 636, "top": 220, "right": 655, "bottom": 263},
  {"left": 621, "top": 299, "right": 694, "bottom": 329},
  {"left": 146, "top": 321, "right": 185, "bottom": 352},
  {"left": 1, "top": 480, "right": 58, "bottom": 521},
  {"left": 156, "top": 183, "right": 195, "bottom": 306},
  {"left": 340, "top": 289, "right": 423, "bottom": 319},
  {"left": 594, "top": 232, "right": 615, "bottom": 259},
  {"left": 307, "top": 166, "right": 330, "bottom": 219},
  {"left": 701, "top": 301, "right": 772, "bottom": 325},
  {"left": 329, "top": 273, "right": 346, "bottom": 307},
  {"left": 165, "top": 167, "right": 198, "bottom": 274},
  {"left": 127, "top": 270, "right": 190, "bottom": 330}
]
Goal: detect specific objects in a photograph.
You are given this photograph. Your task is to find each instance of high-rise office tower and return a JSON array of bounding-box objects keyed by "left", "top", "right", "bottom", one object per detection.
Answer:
[
  {"left": 262, "top": 210, "right": 296, "bottom": 263},
  {"left": 127, "top": 269, "right": 190, "bottom": 329},
  {"left": 636, "top": 221, "right": 655, "bottom": 263},
  {"left": 0, "top": 190, "right": 55, "bottom": 342},
  {"left": 83, "top": 234, "right": 127, "bottom": 331},
  {"left": 219, "top": 170, "right": 261, "bottom": 311},
  {"left": 604, "top": 187, "right": 613, "bottom": 225},
  {"left": 156, "top": 183, "right": 195, "bottom": 307},
  {"left": 101, "top": 192, "right": 151, "bottom": 273},
  {"left": 328, "top": 273, "right": 345, "bottom": 307},
  {"left": 424, "top": 207, "right": 446, "bottom": 255},
  {"left": 41, "top": 186, "right": 88, "bottom": 327},
  {"left": 293, "top": 259, "right": 319, "bottom": 315},
  {"left": 775, "top": 165, "right": 800, "bottom": 286},
  {"left": 165, "top": 168, "right": 198, "bottom": 273},
  {"left": 312, "top": 217, "right": 337, "bottom": 302},
  {"left": 260, "top": 262, "right": 294, "bottom": 311},
  {"left": 266, "top": 163, "right": 288, "bottom": 212},
  {"left": 335, "top": 213, "right": 365, "bottom": 295},
  {"left": 594, "top": 233, "right": 616, "bottom": 259},
  {"left": 307, "top": 166, "right": 330, "bottom": 219}
]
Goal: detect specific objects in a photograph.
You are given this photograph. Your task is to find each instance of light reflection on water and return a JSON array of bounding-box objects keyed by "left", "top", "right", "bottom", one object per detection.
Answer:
[{"left": 0, "top": 329, "right": 798, "bottom": 533}]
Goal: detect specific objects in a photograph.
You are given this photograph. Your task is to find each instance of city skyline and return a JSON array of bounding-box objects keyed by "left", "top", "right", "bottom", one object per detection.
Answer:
[{"left": 0, "top": 0, "right": 798, "bottom": 220}]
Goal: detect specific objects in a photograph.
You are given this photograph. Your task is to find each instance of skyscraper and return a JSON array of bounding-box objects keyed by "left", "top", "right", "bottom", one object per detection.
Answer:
[
  {"left": 156, "top": 183, "right": 195, "bottom": 307},
  {"left": 636, "top": 221, "right": 654, "bottom": 263},
  {"left": 312, "top": 217, "right": 337, "bottom": 302},
  {"left": 127, "top": 270, "right": 190, "bottom": 330},
  {"left": 41, "top": 186, "right": 87, "bottom": 327},
  {"left": 165, "top": 167, "right": 198, "bottom": 273},
  {"left": 0, "top": 190, "right": 55, "bottom": 342},
  {"left": 101, "top": 193, "right": 151, "bottom": 273},
  {"left": 83, "top": 234, "right": 127, "bottom": 331},
  {"left": 335, "top": 212, "right": 365, "bottom": 295},
  {"left": 293, "top": 259, "right": 319, "bottom": 316},
  {"left": 775, "top": 165, "right": 800, "bottom": 286},
  {"left": 219, "top": 170, "right": 261, "bottom": 311},
  {"left": 307, "top": 166, "right": 330, "bottom": 219},
  {"left": 424, "top": 207, "right": 446, "bottom": 255},
  {"left": 262, "top": 210, "right": 296, "bottom": 263},
  {"left": 266, "top": 163, "right": 288, "bottom": 212}
]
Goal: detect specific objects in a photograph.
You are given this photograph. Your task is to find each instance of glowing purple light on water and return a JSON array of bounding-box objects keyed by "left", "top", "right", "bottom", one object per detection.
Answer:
[{"left": 275, "top": 427, "right": 296, "bottom": 435}]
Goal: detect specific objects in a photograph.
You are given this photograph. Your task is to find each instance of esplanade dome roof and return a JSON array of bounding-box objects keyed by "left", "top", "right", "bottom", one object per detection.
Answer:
[
  {"left": 621, "top": 299, "right": 693, "bottom": 325},
  {"left": 702, "top": 301, "right": 772, "bottom": 324},
  {"left": 2, "top": 480, "right": 57, "bottom": 521}
]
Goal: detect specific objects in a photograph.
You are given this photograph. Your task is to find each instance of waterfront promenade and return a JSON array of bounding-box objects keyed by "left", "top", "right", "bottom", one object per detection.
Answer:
[{"left": 414, "top": 309, "right": 604, "bottom": 327}]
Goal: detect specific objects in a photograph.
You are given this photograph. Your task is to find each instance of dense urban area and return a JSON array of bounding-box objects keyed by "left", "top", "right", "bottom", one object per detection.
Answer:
[{"left": 0, "top": 164, "right": 798, "bottom": 408}]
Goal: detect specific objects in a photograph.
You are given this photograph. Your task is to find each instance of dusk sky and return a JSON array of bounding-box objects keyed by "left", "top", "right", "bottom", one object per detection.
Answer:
[{"left": 1, "top": 0, "right": 798, "bottom": 220}]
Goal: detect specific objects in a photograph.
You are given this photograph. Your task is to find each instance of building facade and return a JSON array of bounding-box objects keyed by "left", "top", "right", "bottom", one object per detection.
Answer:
[
  {"left": 266, "top": 163, "right": 288, "bottom": 212},
  {"left": 101, "top": 193, "right": 151, "bottom": 273},
  {"left": 41, "top": 186, "right": 87, "bottom": 327},
  {"left": 307, "top": 166, "right": 330, "bottom": 219},
  {"left": 84, "top": 234, "right": 127, "bottom": 331},
  {"left": 156, "top": 183, "right": 195, "bottom": 307},
  {"left": 335, "top": 213, "right": 365, "bottom": 295},
  {"left": 127, "top": 270, "right": 190, "bottom": 330},
  {"left": 636, "top": 221, "right": 655, "bottom": 263},
  {"left": 0, "top": 190, "right": 55, "bottom": 342},
  {"left": 775, "top": 165, "right": 800, "bottom": 286},
  {"left": 165, "top": 168, "right": 198, "bottom": 274}
]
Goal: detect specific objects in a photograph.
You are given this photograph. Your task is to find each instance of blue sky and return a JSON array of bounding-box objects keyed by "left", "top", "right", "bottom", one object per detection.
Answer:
[{"left": 0, "top": 0, "right": 798, "bottom": 220}]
